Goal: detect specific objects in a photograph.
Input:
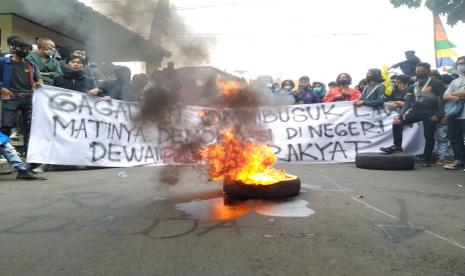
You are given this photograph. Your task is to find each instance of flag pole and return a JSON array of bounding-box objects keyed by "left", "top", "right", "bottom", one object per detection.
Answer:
[{"left": 433, "top": 13, "right": 439, "bottom": 68}]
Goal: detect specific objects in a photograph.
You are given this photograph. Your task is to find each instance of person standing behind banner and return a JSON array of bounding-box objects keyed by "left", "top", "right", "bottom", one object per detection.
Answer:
[
  {"left": 443, "top": 56, "right": 465, "bottom": 170},
  {"left": 380, "top": 62, "right": 446, "bottom": 167},
  {"left": 26, "top": 38, "right": 62, "bottom": 85},
  {"left": 34, "top": 56, "right": 111, "bottom": 173},
  {"left": 322, "top": 73, "right": 360, "bottom": 102},
  {"left": 0, "top": 37, "right": 42, "bottom": 155},
  {"left": 293, "top": 76, "right": 320, "bottom": 104},
  {"left": 354, "top": 68, "right": 385, "bottom": 108},
  {"left": 312, "top": 81, "right": 327, "bottom": 100}
]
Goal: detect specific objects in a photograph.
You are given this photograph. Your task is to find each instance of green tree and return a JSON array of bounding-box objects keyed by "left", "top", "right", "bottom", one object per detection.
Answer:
[{"left": 390, "top": 0, "right": 465, "bottom": 25}]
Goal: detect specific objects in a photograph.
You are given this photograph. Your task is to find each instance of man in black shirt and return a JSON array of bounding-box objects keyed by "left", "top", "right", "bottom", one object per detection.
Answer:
[
  {"left": 0, "top": 37, "right": 42, "bottom": 154},
  {"left": 380, "top": 62, "right": 446, "bottom": 167}
]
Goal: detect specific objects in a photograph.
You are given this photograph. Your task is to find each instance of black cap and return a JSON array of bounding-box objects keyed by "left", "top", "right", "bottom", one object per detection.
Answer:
[{"left": 11, "top": 37, "right": 32, "bottom": 50}]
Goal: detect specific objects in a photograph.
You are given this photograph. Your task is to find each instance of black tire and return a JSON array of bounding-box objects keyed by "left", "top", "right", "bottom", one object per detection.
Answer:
[
  {"left": 355, "top": 152, "right": 415, "bottom": 170},
  {"left": 223, "top": 178, "right": 301, "bottom": 199}
]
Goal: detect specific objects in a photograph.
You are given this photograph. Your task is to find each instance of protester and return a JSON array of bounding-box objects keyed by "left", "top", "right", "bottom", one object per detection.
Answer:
[
  {"left": 312, "top": 81, "right": 326, "bottom": 100},
  {"left": 293, "top": 76, "right": 319, "bottom": 104},
  {"left": 54, "top": 56, "right": 103, "bottom": 96},
  {"left": 428, "top": 71, "right": 450, "bottom": 164},
  {"left": 272, "top": 79, "right": 296, "bottom": 105},
  {"left": 389, "top": 50, "right": 421, "bottom": 77},
  {"left": 0, "top": 131, "right": 45, "bottom": 180},
  {"left": 380, "top": 62, "right": 446, "bottom": 167},
  {"left": 322, "top": 73, "right": 360, "bottom": 102},
  {"left": 355, "top": 78, "right": 368, "bottom": 94},
  {"left": 0, "top": 37, "right": 42, "bottom": 155},
  {"left": 443, "top": 56, "right": 465, "bottom": 170},
  {"left": 25, "top": 38, "right": 62, "bottom": 85},
  {"left": 99, "top": 65, "right": 131, "bottom": 100},
  {"left": 327, "top": 81, "right": 337, "bottom": 90},
  {"left": 386, "top": 74, "right": 410, "bottom": 110},
  {"left": 354, "top": 68, "right": 385, "bottom": 108}
]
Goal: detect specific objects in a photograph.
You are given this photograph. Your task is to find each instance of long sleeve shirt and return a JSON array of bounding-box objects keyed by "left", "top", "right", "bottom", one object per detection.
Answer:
[
  {"left": 322, "top": 86, "right": 360, "bottom": 102},
  {"left": 361, "top": 83, "right": 385, "bottom": 107},
  {"left": 399, "top": 78, "right": 446, "bottom": 119}
]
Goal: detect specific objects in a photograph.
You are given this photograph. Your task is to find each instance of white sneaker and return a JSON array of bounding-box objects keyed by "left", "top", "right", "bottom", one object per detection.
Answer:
[
  {"left": 32, "top": 164, "right": 49, "bottom": 173},
  {"left": 9, "top": 131, "right": 18, "bottom": 140}
]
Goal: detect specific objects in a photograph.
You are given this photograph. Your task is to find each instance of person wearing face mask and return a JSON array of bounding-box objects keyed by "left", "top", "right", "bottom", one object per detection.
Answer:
[
  {"left": 354, "top": 68, "right": 385, "bottom": 108},
  {"left": 0, "top": 37, "right": 42, "bottom": 155},
  {"left": 380, "top": 62, "right": 446, "bottom": 167},
  {"left": 389, "top": 50, "right": 421, "bottom": 77},
  {"left": 293, "top": 76, "right": 319, "bottom": 104},
  {"left": 443, "top": 56, "right": 465, "bottom": 170},
  {"left": 322, "top": 73, "right": 360, "bottom": 103},
  {"left": 25, "top": 38, "right": 62, "bottom": 85},
  {"left": 272, "top": 79, "right": 296, "bottom": 105},
  {"left": 312, "top": 81, "right": 327, "bottom": 100},
  {"left": 386, "top": 74, "right": 411, "bottom": 110}
]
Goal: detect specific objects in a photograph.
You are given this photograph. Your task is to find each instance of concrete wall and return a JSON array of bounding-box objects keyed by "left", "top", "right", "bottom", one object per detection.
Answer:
[
  {"left": 0, "top": 15, "right": 13, "bottom": 53},
  {"left": 11, "top": 15, "right": 85, "bottom": 49}
]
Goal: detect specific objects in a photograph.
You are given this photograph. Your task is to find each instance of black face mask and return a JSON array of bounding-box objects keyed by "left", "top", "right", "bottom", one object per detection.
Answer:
[
  {"left": 299, "top": 84, "right": 309, "bottom": 90},
  {"left": 415, "top": 72, "right": 428, "bottom": 80},
  {"left": 14, "top": 50, "right": 30, "bottom": 58},
  {"left": 338, "top": 80, "right": 349, "bottom": 86}
]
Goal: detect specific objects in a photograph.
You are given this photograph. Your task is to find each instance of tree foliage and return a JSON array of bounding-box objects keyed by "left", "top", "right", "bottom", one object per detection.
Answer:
[{"left": 390, "top": 0, "right": 465, "bottom": 25}]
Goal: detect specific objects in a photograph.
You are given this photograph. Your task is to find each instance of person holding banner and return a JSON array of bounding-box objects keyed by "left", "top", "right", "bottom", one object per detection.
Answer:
[
  {"left": 0, "top": 37, "right": 42, "bottom": 155},
  {"left": 54, "top": 56, "right": 111, "bottom": 101},
  {"left": 322, "top": 73, "right": 360, "bottom": 103},
  {"left": 354, "top": 68, "right": 386, "bottom": 108},
  {"left": 380, "top": 62, "right": 446, "bottom": 167}
]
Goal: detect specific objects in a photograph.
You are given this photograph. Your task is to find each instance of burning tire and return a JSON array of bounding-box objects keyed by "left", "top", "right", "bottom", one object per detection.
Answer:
[
  {"left": 223, "top": 178, "right": 301, "bottom": 199},
  {"left": 355, "top": 152, "right": 415, "bottom": 170}
]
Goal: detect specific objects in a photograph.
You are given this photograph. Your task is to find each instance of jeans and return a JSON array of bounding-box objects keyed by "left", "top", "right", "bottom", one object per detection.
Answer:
[
  {"left": 447, "top": 118, "right": 465, "bottom": 162},
  {"left": 0, "top": 98, "right": 32, "bottom": 154},
  {"left": 393, "top": 112, "right": 437, "bottom": 161},
  {"left": 0, "top": 143, "right": 27, "bottom": 171},
  {"left": 435, "top": 123, "right": 449, "bottom": 160}
]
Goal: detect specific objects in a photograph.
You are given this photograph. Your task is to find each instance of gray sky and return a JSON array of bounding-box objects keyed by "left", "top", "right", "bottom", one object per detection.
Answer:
[{"left": 81, "top": 0, "right": 465, "bottom": 83}]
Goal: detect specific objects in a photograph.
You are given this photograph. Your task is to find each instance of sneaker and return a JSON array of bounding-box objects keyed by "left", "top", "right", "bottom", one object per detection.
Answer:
[
  {"left": 16, "top": 170, "right": 47, "bottom": 180},
  {"left": 436, "top": 158, "right": 451, "bottom": 165},
  {"left": 9, "top": 131, "right": 18, "bottom": 140},
  {"left": 444, "top": 160, "right": 464, "bottom": 170},
  {"left": 380, "top": 145, "right": 403, "bottom": 154},
  {"left": 32, "top": 164, "right": 49, "bottom": 173}
]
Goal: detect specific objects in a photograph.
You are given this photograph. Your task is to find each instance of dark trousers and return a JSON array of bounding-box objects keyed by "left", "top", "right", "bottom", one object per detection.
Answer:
[
  {"left": 0, "top": 98, "right": 33, "bottom": 154},
  {"left": 447, "top": 118, "right": 465, "bottom": 162},
  {"left": 393, "top": 112, "right": 437, "bottom": 161}
]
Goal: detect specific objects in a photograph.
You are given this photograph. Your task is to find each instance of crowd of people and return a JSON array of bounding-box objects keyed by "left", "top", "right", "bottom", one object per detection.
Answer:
[{"left": 1, "top": 35, "right": 464, "bottom": 180}]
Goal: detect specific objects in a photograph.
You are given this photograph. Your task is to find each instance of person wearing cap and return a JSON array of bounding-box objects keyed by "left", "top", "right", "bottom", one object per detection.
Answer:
[
  {"left": 0, "top": 37, "right": 42, "bottom": 155},
  {"left": 389, "top": 50, "right": 421, "bottom": 77}
]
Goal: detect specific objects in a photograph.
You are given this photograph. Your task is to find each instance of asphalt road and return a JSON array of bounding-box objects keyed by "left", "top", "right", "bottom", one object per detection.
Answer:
[{"left": 0, "top": 163, "right": 464, "bottom": 276}]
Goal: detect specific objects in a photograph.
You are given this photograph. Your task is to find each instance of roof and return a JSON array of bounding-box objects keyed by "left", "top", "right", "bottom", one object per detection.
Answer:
[{"left": 0, "top": 0, "right": 171, "bottom": 62}]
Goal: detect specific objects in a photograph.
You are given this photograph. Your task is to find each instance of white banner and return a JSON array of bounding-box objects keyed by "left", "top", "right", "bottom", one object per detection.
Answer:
[{"left": 28, "top": 86, "right": 424, "bottom": 166}]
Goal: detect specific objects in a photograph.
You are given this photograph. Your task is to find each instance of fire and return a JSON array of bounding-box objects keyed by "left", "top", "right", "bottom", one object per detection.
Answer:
[{"left": 200, "top": 129, "right": 296, "bottom": 185}]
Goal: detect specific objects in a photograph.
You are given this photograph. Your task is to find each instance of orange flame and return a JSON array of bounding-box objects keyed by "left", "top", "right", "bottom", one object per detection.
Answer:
[
  {"left": 200, "top": 129, "right": 296, "bottom": 185},
  {"left": 216, "top": 79, "right": 244, "bottom": 103}
]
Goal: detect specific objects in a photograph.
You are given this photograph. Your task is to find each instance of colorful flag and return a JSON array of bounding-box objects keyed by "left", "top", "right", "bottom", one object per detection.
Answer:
[{"left": 434, "top": 15, "right": 457, "bottom": 68}]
